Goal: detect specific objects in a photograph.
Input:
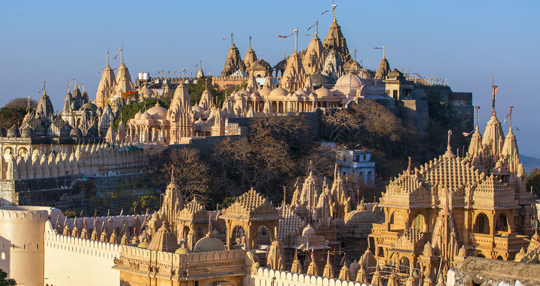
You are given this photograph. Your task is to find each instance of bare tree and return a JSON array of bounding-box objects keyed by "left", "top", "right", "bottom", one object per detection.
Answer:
[
  {"left": 4, "top": 97, "right": 37, "bottom": 109},
  {"left": 148, "top": 147, "right": 211, "bottom": 203}
]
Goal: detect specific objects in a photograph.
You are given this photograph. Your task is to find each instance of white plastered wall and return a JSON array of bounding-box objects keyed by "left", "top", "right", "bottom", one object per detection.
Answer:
[{"left": 43, "top": 222, "right": 120, "bottom": 286}]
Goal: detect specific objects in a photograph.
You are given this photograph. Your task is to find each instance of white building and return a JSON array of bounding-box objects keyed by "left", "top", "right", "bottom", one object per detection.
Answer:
[{"left": 337, "top": 150, "right": 375, "bottom": 182}]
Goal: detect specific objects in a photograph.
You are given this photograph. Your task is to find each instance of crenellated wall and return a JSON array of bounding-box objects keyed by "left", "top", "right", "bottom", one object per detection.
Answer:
[
  {"left": 245, "top": 267, "right": 375, "bottom": 286},
  {"left": 1, "top": 142, "right": 148, "bottom": 181},
  {"left": 44, "top": 221, "right": 121, "bottom": 286}
]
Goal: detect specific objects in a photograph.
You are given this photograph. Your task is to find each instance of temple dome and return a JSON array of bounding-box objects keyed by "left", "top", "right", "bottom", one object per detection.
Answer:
[
  {"left": 175, "top": 247, "right": 192, "bottom": 254},
  {"left": 314, "top": 87, "right": 333, "bottom": 98},
  {"left": 302, "top": 224, "right": 316, "bottom": 236},
  {"left": 140, "top": 112, "right": 151, "bottom": 120},
  {"left": 335, "top": 72, "right": 365, "bottom": 89},
  {"left": 70, "top": 126, "right": 82, "bottom": 137},
  {"left": 193, "top": 236, "right": 225, "bottom": 253},
  {"left": 259, "top": 87, "right": 272, "bottom": 97},
  {"left": 7, "top": 124, "right": 20, "bottom": 137},
  {"left": 344, "top": 210, "right": 378, "bottom": 227},
  {"left": 333, "top": 217, "right": 345, "bottom": 228},
  {"left": 134, "top": 111, "right": 142, "bottom": 120},
  {"left": 269, "top": 87, "right": 288, "bottom": 100},
  {"left": 146, "top": 102, "right": 168, "bottom": 120}
]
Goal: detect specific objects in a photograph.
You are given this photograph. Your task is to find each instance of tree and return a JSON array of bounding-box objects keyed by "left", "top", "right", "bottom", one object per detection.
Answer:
[
  {"left": 527, "top": 168, "right": 540, "bottom": 197},
  {"left": 148, "top": 147, "right": 211, "bottom": 203},
  {"left": 0, "top": 107, "right": 26, "bottom": 130},
  {"left": 0, "top": 268, "right": 16, "bottom": 286},
  {"left": 4, "top": 97, "right": 37, "bottom": 109}
]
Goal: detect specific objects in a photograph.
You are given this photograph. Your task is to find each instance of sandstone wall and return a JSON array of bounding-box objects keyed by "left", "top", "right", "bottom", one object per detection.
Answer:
[
  {"left": 1, "top": 172, "right": 148, "bottom": 211},
  {"left": 245, "top": 267, "right": 374, "bottom": 286}
]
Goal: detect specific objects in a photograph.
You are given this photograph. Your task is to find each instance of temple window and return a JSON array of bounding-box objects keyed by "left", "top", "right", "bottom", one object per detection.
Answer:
[
  {"left": 496, "top": 213, "right": 508, "bottom": 232},
  {"left": 475, "top": 213, "right": 489, "bottom": 234}
]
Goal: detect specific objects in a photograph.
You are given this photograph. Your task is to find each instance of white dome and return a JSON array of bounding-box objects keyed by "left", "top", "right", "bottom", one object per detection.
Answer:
[
  {"left": 269, "top": 87, "right": 288, "bottom": 100},
  {"left": 146, "top": 102, "right": 168, "bottom": 120},
  {"left": 314, "top": 87, "right": 332, "bottom": 98},
  {"left": 335, "top": 72, "right": 365, "bottom": 89},
  {"left": 140, "top": 112, "right": 151, "bottom": 120}
]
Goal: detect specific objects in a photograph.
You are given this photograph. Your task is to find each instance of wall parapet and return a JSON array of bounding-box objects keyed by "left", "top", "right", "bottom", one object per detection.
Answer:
[{"left": 246, "top": 267, "right": 374, "bottom": 286}]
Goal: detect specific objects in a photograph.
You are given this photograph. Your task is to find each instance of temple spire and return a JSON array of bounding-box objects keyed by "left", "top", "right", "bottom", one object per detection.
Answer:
[{"left": 106, "top": 49, "right": 109, "bottom": 67}]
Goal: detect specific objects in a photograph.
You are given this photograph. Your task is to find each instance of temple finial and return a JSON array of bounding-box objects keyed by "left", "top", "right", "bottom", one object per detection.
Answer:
[{"left": 332, "top": 0, "right": 337, "bottom": 23}]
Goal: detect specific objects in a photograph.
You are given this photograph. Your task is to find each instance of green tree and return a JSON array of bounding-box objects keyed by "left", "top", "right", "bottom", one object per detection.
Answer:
[
  {"left": 0, "top": 107, "right": 27, "bottom": 130},
  {"left": 0, "top": 268, "right": 16, "bottom": 286},
  {"left": 527, "top": 168, "right": 540, "bottom": 197}
]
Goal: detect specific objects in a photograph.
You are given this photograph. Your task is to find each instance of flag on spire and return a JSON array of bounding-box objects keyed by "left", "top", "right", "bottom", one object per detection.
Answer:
[
  {"left": 504, "top": 106, "right": 513, "bottom": 124},
  {"left": 114, "top": 48, "right": 122, "bottom": 60},
  {"left": 278, "top": 31, "right": 295, "bottom": 38},
  {"left": 492, "top": 85, "right": 498, "bottom": 116},
  {"left": 307, "top": 21, "right": 318, "bottom": 31}
]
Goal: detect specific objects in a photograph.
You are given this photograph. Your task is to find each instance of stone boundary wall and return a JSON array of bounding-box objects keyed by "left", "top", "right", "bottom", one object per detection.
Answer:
[
  {"left": 1, "top": 172, "right": 148, "bottom": 210},
  {"left": 87, "top": 172, "right": 148, "bottom": 193},
  {"left": 244, "top": 267, "right": 374, "bottom": 286},
  {"left": 44, "top": 222, "right": 121, "bottom": 286}
]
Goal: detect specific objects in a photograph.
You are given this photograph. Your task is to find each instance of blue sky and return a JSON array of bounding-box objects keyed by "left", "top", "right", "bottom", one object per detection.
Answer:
[{"left": 1, "top": 0, "right": 539, "bottom": 156}]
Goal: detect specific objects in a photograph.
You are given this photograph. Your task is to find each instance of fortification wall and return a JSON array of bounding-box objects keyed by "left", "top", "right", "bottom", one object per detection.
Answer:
[
  {"left": 44, "top": 222, "right": 120, "bottom": 286},
  {"left": 401, "top": 99, "right": 429, "bottom": 132},
  {"left": 0, "top": 172, "right": 147, "bottom": 210},
  {"left": 449, "top": 104, "right": 474, "bottom": 133},
  {"left": 244, "top": 267, "right": 374, "bottom": 286},
  {"left": 0, "top": 206, "right": 50, "bottom": 286}
]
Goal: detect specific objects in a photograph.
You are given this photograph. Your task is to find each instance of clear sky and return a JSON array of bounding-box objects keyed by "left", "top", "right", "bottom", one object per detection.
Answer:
[{"left": 1, "top": 0, "right": 539, "bottom": 156}]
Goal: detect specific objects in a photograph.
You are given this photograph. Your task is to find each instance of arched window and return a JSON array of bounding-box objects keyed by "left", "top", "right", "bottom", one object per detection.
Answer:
[
  {"left": 475, "top": 213, "right": 490, "bottom": 234},
  {"left": 496, "top": 213, "right": 508, "bottom": 232}
]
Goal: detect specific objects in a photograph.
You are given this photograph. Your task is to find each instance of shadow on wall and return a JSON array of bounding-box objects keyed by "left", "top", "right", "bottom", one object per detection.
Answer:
[
  {"left": 0, "top": 198, "right": 13, "bottom": 208},
  {"left": 0, "top": 236, "right": 11, "bottom": 278}
]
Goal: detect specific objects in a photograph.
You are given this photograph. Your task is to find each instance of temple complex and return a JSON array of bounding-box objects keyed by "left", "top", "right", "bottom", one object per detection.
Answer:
[{"left": 369, "top": 109, "right": 536, "bottom": 284}]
